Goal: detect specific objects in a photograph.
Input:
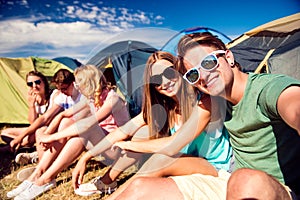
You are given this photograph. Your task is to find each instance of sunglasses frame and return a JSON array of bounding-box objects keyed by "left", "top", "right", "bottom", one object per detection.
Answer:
[
  {"left": 183, "top": 50, "right": 226, "bottom": 85},
  {"left": 27, "top": 79, "right": 42, "bottom": 87}
]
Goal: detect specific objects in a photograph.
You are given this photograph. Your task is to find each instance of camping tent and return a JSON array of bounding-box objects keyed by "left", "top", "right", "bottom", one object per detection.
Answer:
[
  {"left": 227, "top": 13, "right": 300, "bottom": 80},
  {"left": 87, "top": 40, "right": 157, "bottom": 117},
  {"left": 161, "top": 26, "right": 231, "bottom": 54},
  {"left": 0, "top": 57, "right": 75, "bottom": 124},
  {"left": 52, "top": 57, "right": 82, "bottom": 70}
]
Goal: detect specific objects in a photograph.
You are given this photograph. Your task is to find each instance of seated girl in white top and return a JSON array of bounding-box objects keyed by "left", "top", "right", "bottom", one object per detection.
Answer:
[{"left": 1, "top": 70, "right": 51, "bottom": 150}]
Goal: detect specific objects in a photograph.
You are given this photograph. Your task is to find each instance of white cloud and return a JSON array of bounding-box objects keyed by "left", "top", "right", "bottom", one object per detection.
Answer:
[
  {"left": 0, "top": 18, "right": 111, "bottom": 61},
  {"left": 0, "top": 17, "right": 176, "bottom": 63},
  {"left": 0, "top": 2, "right": 169, "bottom": 62}
]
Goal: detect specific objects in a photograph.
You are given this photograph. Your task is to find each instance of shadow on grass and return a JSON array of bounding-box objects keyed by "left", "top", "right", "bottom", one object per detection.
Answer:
[
  {"left": 0, "top": 144, "right": 17, "bottom": 179},
  {"left": 0, "top": 142, "right": 37, "bottom": 180}
]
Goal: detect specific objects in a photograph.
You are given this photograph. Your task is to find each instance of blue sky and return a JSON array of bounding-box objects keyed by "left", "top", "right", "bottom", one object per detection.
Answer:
[{"left": 0, "top": 0, "right": 299, "bottom": 63}]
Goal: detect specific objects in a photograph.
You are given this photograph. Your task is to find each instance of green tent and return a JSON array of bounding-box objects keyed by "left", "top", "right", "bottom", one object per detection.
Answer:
[{"left": 0, "top": 57, "right": 73, "bottom": 124}]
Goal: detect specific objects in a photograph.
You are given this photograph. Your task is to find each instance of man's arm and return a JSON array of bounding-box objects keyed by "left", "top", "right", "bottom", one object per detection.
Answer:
[{"left": 277, "top": 86, "right": 300, "bottom": 135}]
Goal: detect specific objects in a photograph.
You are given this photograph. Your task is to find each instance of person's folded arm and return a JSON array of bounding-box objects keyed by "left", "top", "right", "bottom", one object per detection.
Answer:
[
  {"left": 113, "top": 104, "right": 211, "bottom": 156},
  {"left": 10, "top": 103, "right": 63, "bottom": 151},
  {"left": 42, "top": 95, "right": 146, "bottom": 145},
  {"left": 42, "top": 99, "right": 90, "bottom": 135}
]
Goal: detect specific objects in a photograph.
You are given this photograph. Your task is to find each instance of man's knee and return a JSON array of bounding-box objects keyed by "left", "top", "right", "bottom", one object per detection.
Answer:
[
  {"left": 227, "top": 168, "right": 289, "bottom": 200},
  {"left": 228, "top": 168, "right": 266, "bottom": 190}
]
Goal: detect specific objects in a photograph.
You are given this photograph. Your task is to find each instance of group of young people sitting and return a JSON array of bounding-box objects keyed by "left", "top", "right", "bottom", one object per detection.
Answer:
[{"left": 2, "top": 32, "right": 300, "bottom": 200}]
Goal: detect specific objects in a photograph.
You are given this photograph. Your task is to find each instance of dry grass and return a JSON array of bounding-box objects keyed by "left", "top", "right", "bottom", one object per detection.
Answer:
[{"left": 0, "top": 125, "right": 137, "bottom": 200}]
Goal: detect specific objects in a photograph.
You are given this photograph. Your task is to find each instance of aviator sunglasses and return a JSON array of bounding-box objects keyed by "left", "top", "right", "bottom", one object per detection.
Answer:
[
  {"left": 183, "top": 50, "right": 226, "bottom": 84},
  {"left": 27, "top": 79, "right": 42, "bottom": 87},
  {"left": 150, "top": 66, "right": 178, "bottom": 87}
]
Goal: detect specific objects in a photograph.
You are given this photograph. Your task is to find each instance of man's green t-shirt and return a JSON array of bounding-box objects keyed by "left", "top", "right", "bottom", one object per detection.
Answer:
[{"left": 224, "top": 73, "right": 300, "bottom": 194}]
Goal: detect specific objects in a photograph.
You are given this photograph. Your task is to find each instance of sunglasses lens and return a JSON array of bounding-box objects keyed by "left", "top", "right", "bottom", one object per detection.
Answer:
[
  {"left": 185, "top": 68, "right": 199, "bottom": 84},
  {"left": 164, "top": 67, "right": 177, "bottom": 79},
  {"left": 201, "top": 55, "right": 218, "bottom": 70},
  {"left": 150, "top": 75, "right": 162, "bottom": 86},
  {"left": 27, "top": 79, "right": 42, "bottom": 87},
  {"left": 27, "top": 82, "right": 33, "bottom": 87},
  {"left": 35, "top": 80, "right": 41, "bottom": 85}
]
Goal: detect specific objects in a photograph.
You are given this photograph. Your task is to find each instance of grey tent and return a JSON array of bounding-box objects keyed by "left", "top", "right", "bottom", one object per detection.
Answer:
[
  {"left": 87, "top": 40, "right": 157, "bottom": 117},
  {"left": 227, "top": 13, "right": 300, "bottom": 80}
]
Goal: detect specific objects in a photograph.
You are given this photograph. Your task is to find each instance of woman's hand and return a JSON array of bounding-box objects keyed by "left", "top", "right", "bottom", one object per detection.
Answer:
[
  {"left": 27, "top": 90, "right": 40, "bottom": 106},
  {"left": 111, "top": 141, "right": 130, "bottom": 153},
  {"left": 72, "top": 157, "right": 88, "bottom": 189},
  {"left": 38, "top": 133, "right": 55, "bottom": 150},
  {"left": 9, "top": 136, "right": 23, "bottom": 152}
]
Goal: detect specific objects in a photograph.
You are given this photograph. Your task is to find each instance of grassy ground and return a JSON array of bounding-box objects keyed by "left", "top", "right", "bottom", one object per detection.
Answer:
[{"left": 0, "top": 125, "right": 137, "bottom": 200}]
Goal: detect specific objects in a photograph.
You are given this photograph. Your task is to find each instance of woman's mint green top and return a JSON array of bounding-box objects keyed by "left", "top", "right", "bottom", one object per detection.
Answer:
[{"left": 170, "top": 119, "right": 233, "bottom": 172}]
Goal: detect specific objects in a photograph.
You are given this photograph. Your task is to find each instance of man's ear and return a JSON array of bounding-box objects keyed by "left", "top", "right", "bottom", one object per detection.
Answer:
[{"left": 225, "top": 50, "right": 235, "bottom": 67}]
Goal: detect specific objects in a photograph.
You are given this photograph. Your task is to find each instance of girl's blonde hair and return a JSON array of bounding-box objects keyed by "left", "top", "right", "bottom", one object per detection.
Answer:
[
  {"left": 143, "top": 51, "right": 196, "bottom": 139},
  {"left": 74, "top": 65, "right": 108, "bottom": 107}
]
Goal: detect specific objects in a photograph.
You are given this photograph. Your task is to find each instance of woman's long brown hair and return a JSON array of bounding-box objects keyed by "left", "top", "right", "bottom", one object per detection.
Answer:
[{"left": 142, "top": 51, "right": 196, "bottom": 139}]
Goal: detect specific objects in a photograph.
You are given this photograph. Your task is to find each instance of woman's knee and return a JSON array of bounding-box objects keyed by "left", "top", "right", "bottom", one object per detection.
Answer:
[
  {"left": 35, "top": 126, "right": 47, "bottom": 138},
  {"left": 125, "top": 177, "right": 153, "bottom": 197},
  {"left": 58, "top": 117, "right": 74, "bottom": 130},
  {"left": 131, "top": 125, "right": 150, "bottom": 141},
  {"left": 137, "top": 154, "right": 175, "bottom": 177}
]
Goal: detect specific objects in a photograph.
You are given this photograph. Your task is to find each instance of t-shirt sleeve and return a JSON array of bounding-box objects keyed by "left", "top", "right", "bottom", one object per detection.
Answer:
[
  {"left": 53, "top": 92, "right": 65, "bottom": 108},
  {"left": 259, "top": 75, "right": 300, "bottom": 119}
]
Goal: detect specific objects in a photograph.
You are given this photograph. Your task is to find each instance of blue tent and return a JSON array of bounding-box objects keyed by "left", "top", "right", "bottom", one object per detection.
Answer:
[{"left": 52, "top": 57, "right": 82, "bottom": 70}]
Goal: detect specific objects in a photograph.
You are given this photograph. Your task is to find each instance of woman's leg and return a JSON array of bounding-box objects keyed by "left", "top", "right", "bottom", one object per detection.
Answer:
[
  {"left": 35, "top": 123, "right": 108, "bottom": 185},
  {"left": 108, "top": 153, "right": 217, "bottom": 199},
  {"left": 101, "top": 151, "right": 143, "bottom": 184},
  {"left": 27, "top": 117, "right": 75, "bottom": 181},
  {"left": 135, "top": 153, "right": 217, "bottom": 177},
  {"left": 27, "top": 137, "right": 68, "bottom": 182},
  {"left": 1, "top": 127, "right": 34, "bottom": 147},
  {"left": 98, "top": 126, "right": 150, "bottom": 184},
  {"left": 115, "top": 177, "right": 183, "bottom": 200},
  {"left": 35, "top": 137, "right": 85, "bottom": 185},
  {"left": 36, "top": 117, "right": 74, "bottom": 160}
]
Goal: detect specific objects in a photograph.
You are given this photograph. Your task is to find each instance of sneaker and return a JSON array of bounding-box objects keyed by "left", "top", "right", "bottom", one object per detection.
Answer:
[
  {"left": 15, "top": 151, "right": 38, "bottom": 165},
  {"left": 14, "top": 179, "right": 56, "bottom": 200},
  {"left": 75, "top": 176, "right": 117, "bottom": 196},
  {"left": 6, "top": 180, "right": 33, "bottom": 198},
  {"left": 17, "top": 166, "right": 36, "bottom": 181}
]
